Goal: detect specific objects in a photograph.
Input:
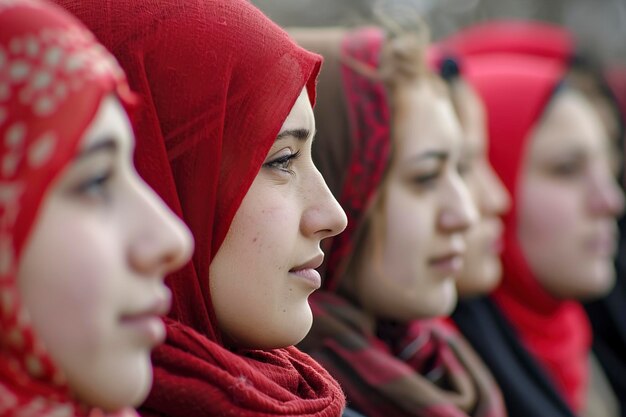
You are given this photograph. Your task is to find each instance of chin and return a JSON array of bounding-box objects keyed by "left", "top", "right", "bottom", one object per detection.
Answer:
[
  {"left": 578, "top": 268, "right": 616, "bottom": 300},
  {"left": 247, "top": 308, "right": 313, "bottom": 349},
  {"left": 421, "top": 283, "right": 458, "bottom": 318},
  {"left": 108, "top": 356, "right": 153, "bottom": 409},
  {"left": 288, "top": 307, "right": 314, "bottom": 346},
  {"left": 457, "top": 271, "right": 500, "bottom": 298},
  {"left": 439, "top": 282, "right": 459, "bottom": 316},
  {"left": 69, "top": 355, "right": 152, "bottom": 411},
  {"left": 80, "top": 377, "right": 151, "bottom": 412}
]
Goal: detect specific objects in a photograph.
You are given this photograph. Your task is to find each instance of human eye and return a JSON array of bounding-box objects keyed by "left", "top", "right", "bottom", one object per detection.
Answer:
[
  {"left": 412, "top": 169, "right": 441, "bottom": 189},
  {"left": 547, "top": 158, "right": 585, "bottom": 178},
  {"left": 72, "top": 169, "right": 114, "bottom": 202},
  {"left": 263, "top": 150, "right": 301, "bottom": 175}
]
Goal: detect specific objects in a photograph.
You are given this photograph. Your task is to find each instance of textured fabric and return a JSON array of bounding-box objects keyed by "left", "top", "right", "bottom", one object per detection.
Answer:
[
  {"left": 301, "top": 293, "right": 505, "bottom": 417},
  {"left": 452, "top": 298, "right": 576, "bottom": 417},
  {"left": 293, "top": 27, "right": 506, "bottom": 417},
  {"left": 53, "top": 1, "right": 345, "bottom": 416},
  {"left": 0, "top": 0, "right": 135, "bottom": 416},
  {"left": 444, "top": 22, "right": 591, "bottom": 413}
]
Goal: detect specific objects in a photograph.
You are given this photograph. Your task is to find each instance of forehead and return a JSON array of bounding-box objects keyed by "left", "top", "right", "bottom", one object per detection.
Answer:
[
  {"left": 394, "top": 81, "right": 462, "bottom": 155},
  {"left": 528, "top": 89, "right": 608, "bottom": 156},
  {"left": 79, "top": 96, "right": 130, "bottom": 149},
  {"left": 278, "top": 88, "right": 315, "bottom": 134}
]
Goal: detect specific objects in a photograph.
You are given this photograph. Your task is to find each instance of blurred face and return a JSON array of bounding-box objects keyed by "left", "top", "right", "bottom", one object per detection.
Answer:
[
  {"left": 18, "top": 96, "right": 194, "bottom": 410},
  {"left": 351, "top": 81, "right": 477, "bottom": 320},
  {"left": 455, "top": 81, "right": 510, "bottom": 297},
  {"left": 518, "top": 89, "right": 625, "bottom": 300},
  {"left": 209, "top": 88, "right": 347, "bottom": 349}
]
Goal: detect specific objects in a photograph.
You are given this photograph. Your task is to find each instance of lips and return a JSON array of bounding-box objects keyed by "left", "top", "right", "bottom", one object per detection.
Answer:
[
  {"left": 289, "top": 254, "right": 324, "bottom": 289},
  {"left": 428, "top": 252, "right": 464, "bottom": 275},
  {"left": 120, "top": 291, "right": 172, "bottom": 345},
  {"left": 428, "top": 240, "right": 466, "bottom": 276},
  {"left": 586, "top": 233, "right": 617, "bottom": 257}
]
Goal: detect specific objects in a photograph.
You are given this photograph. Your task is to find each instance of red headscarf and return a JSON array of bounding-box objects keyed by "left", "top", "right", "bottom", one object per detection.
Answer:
[
  {"left": 0, "top": 0, "right": 135, "bottom": 415},
  {"left": 444, "top": 21, "right": 591, "bottom": 412},
  {"left": 53, "top": 1, "right": 345, "bottom": 416},
  {"left": 440, "top": 20, "right": 573, "bottom": 62}
]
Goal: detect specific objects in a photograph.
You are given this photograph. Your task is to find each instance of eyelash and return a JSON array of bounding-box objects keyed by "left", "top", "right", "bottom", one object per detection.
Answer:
[
  {"left": 549, "top": 160, "right": 584, "bottom": 178},
  {"left": 412, "top": 171, "right": 441, "bottom": 188},
  {"left": 263, "top": 150, "right": 301, "bottom": 175},
  {"left": 74, "top": 170, "right": 113, "bottom": 201}
]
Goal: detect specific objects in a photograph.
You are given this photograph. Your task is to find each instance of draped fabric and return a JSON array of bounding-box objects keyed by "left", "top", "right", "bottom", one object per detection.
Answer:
[
  {"left": 54, "top": 1, "right": 345, "bottom": 416},
  {"left": 0, "top": 0, "right": 135, "bottom": 415},
  {"left": 293, "top": 26, "right": 506, "bottom": 417}
]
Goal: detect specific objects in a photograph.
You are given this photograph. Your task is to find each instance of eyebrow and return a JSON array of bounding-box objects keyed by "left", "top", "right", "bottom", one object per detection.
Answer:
[
  {"left": 77, "top": 137, "right": 118, "bottom": 159},
  {"left": 276, "top": 128, "right": 312, "bottom": 142}
]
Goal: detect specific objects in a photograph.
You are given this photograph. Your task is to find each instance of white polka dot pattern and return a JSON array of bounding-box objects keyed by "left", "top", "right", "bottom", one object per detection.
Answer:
[{"left": 0, "top": 27, "right": 124, "bottom": 120}]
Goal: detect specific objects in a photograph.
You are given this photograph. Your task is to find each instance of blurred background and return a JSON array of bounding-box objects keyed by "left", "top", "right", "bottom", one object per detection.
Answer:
[{"left": 251, "top": 0, "right": 626, "bottom": 66}]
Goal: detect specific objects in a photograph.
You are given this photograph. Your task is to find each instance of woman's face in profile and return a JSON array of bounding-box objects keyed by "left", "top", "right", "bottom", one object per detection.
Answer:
[
  {"left": 518, "top": 88, "right": 624, "bottom": 299},
  {"left": 18, "top": 95, "right": 193, "bottom": 410},
  {"left": 209, "top": 88, "right": 347, "bottom": 350},
  {"left": 455, "top": 80, "right": 510, "bottom": 297},
  {"left": 352, "top": 80, "right": 476, "bottom": 321}
]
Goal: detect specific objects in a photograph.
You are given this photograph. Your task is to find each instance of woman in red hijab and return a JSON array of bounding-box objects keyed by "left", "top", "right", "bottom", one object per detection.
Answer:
[
  {"left": 444, "top": 21, "right": 624, "bottom": 417},
  {"left": 291, "top": 26, "right": 506, "bottom": 417},
  {"left": 54, "top": 0, "right": 348, "bottom": 416},
  {"left": 0, "top": 0, "right": 193, "bottom": 415}
]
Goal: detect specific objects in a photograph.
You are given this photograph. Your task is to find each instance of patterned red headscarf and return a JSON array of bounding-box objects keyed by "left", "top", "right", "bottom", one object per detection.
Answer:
[
  {"left": 444, "top": 21, "right": 592, "bottom": 412},
  {"left": 0, "top": 0, "right": 135, "bottom": 416},
  {"left": 53, "top": 1, "right": 345, "bottom": 416}
]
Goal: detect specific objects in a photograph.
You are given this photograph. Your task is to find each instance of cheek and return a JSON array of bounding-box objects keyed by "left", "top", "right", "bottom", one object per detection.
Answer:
[
  {"left": 518, "top": 179, "right": 578, "bottom": 247},
  {"left": 209, "top": 187, "right": 310, "bottom": 348},
  {"left": 19, "top": 216, "right": 116, "bottom": 349},
  {"left": 457, "top": 222, "right": 502, "bottom": 296},
  {"left": 219, "top": 191, "right": 295, "bottom": 280},
  {"left": 382, "top": 186, "right": 431, "bottom": 285}
]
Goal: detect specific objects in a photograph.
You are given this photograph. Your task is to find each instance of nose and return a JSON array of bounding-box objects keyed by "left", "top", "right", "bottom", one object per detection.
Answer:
[
  {"left": 439, "top": 172, "right": 478, "bottom": 233},
  {"left": 300, "top": 168, "right": 348, "bottom": 240},
  {"left": 128, "top": 178, "right": 194, "bottom": 277},
  {"left": 478, "top": 163, "right": 511, "bottom": 218},
  {"left": 588, "top": 169, "right": 625, "bottom": 218}
]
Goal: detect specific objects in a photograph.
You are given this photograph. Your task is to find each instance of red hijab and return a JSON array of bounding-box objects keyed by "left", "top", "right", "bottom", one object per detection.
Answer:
[
  {"left": 445, "top": 21, "right": 591, "bottom": 412},
  {"left": 53, "top": 1, "right": 345, "bottom": 416},
  {"left": 0, "top": 0, "right": 134, "bottom": 415}
]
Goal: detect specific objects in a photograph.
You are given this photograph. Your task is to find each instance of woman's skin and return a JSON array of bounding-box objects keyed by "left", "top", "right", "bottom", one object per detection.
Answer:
[
  {"left": 18, "top": 95, "right": 194, "bottom": 410},
  {"left": 209, "top": 88, "right": 348, "bottom": 349},
  {"left": 346, "top": 79, "right": 477, "bottom": 324},
  {"left": 454, "top": 80, "right": 511, "bottom": 297},
  {"left": 518, "top": 88, "right": 624, "bottom": 300}
]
